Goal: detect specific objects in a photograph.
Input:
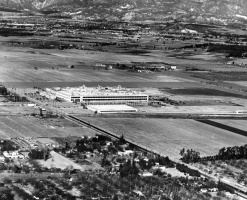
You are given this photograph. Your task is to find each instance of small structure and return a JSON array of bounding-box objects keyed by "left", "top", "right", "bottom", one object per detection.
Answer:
[
  {"left": 169, "top": 65, "right": 177, "bottom": 70},
  {"left": 67, "top": 65, "right": 75, "bottom": 69},
  {"left": 105, "top": 65, "right": 113, "bottom": 70}
]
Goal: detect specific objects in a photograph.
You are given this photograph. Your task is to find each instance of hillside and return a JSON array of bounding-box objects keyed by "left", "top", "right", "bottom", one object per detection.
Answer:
[{"left": 0, "top": 0, "right": 247, "bottom": 24}]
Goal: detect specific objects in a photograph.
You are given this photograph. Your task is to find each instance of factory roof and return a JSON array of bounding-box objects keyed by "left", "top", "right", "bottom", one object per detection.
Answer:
[{"left": 52, "top": 85, "right": 147, "bottom": 96}]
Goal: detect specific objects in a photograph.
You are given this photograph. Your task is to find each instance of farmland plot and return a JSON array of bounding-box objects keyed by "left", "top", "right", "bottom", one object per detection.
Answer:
[
  {"left": 0, "top": 116, "right": 63, "bottom": 138},
  {"left": 0, "top": 116, "right": 97, "bottom": 139},
  {"left": 81, "top": 118, "right": 247, "bottom": 160}
]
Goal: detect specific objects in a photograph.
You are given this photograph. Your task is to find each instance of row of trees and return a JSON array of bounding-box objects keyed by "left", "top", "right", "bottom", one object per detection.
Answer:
[
  {"left": 0, "top": 140, "right": 18, "bottom": 151},
  {"left": 180, "top": 144, "right": 247, "bottom": 164},
  {"left": 176, "top": 163, "right": 200, "bottom": 177},
  {"left": 217, "top": 145, "right": 247, "bottom": 160},
  {"left": 201, "top": 144, "right": 247, "bottom": 162}
]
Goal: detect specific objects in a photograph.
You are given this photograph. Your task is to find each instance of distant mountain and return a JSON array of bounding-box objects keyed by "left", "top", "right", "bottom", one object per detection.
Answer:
[{"left": 1, "top": 0, "right": 247, "bottom": 24}]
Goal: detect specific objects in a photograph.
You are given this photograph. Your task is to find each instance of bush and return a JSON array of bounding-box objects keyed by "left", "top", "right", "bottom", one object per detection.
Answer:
[
  {"left": 3, "top": 178, "right": 12, "bottom": 184},
  {"left": 116, "top": 157, "right": 126, "bottom": 164}
]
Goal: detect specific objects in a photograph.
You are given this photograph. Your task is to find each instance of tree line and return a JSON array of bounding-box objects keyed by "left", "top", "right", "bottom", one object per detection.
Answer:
[{"left": 180, "top": 144, "right": 247, "bottom": 163}]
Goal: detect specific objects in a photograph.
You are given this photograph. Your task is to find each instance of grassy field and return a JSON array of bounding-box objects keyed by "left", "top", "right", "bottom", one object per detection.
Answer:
[
  {"left": 80, "top": 117, "right": 247, "bottom": 160},
  {"left": 0, "top": 47, "right": 194, "bottom": 84},
  {"left": 0, "top": 116, "right": 97, "bottom": 139},
  {"left": 226, "top": 81, "right": 247, "bottom": 87},
  {"left": 1, "top": 35, "right": 247, "bottom": 86}
]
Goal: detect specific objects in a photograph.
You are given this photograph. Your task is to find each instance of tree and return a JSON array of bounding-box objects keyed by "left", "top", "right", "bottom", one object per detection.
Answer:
[
  {"left": 22, "top": 166, "right": 30, "bottom": 173},
  {"left": 119, "top": 134, "right": 126, "bottom": 144},
  {"left": 65, "top": 142, "right": 70, "bottom": 150},
  {"left": 119, "top": 159, "right": 139, "bottom": 177},
  {"left": 2, "top": 178, "right": 12, "bottom": 184},
  {"left": 180, "top": 148, "right": 185, "bottom": 157}
]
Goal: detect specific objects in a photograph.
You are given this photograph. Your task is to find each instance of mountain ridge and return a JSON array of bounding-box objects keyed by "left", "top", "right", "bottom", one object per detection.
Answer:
[{"left": 1, "top": 0, "right": 247, "bottom": 24}]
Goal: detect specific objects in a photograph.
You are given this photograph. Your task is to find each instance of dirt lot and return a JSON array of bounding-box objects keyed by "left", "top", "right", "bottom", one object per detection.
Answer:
[
  {"left": 79, "top": 117, "right": 247, "bottom": 160},
  {"left": 38, "top": 151, "right": 84, "bottom": 170}
]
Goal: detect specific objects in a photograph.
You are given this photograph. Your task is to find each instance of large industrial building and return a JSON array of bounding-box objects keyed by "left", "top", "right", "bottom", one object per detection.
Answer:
[{"left": 45, "top": 85, "right": 149, "bottom": 105}]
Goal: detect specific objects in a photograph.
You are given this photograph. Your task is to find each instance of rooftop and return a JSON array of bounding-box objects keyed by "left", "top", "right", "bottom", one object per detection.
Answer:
[
  {"left": 87, "top": 105, "right": 138, "bottom": 113},
  {"left": 51, "top": 85, "right": 147, "bottom": 97}
]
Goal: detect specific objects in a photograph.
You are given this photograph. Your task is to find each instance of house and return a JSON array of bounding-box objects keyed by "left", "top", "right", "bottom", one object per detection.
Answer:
[
  {"left": 123, "top": 150, "right": 134, "bottom": 156},
  {"left": 169, "top": 66, "right": 177, "bottom": 70},
  {"left": 208, "top": 188, "right": 218, "bottom": 192},
  {"left": 131, "top": 190, "right": 145, "bottom": 198},
  {"left": 3, "top": 151, "right": 24, "bottom": 159},
  {"left": 30, "top": 143, "right": 39, "bottom": 148},
  {"left": 140, "top": 172, "right": 153, "bottom": 177},
  {"left": 200, "top": 188, "right": 208, "bottom": 193},
  {"left": 117, "top": 150, "right": 133, "bottom": 156},
  {"left": 106, "top": 142, "right": 113, "bottom": 146}
]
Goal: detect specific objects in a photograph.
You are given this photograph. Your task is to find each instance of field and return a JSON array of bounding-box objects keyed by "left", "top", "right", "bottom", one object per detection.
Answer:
[
  {"left": 2, "top": 34, "right": 247, "bottom": 88},
  {"left": 80, "top": 117, "right": 247, "bottom": 160},
  {"left": 0, "top": 46, "right": 191, "bottom": 84},
  {"left": 226, "top": 81, "right": 247, "bottom": 87},
  {"left": 0, "top": 116, "right": 97, "bottom": 139}
]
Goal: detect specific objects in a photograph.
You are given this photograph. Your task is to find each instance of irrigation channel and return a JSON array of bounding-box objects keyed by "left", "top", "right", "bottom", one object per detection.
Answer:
[{"left": 66, "top": 115, "right": 247, "bottom": 198}]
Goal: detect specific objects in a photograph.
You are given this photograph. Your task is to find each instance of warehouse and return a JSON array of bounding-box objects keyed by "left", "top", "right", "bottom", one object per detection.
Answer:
[
  {"left": 47, "top": 85, "right": 148, "bottom": 105},
  {"left": 87, "top": 105, "right": 138, "bottom": 113}
]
